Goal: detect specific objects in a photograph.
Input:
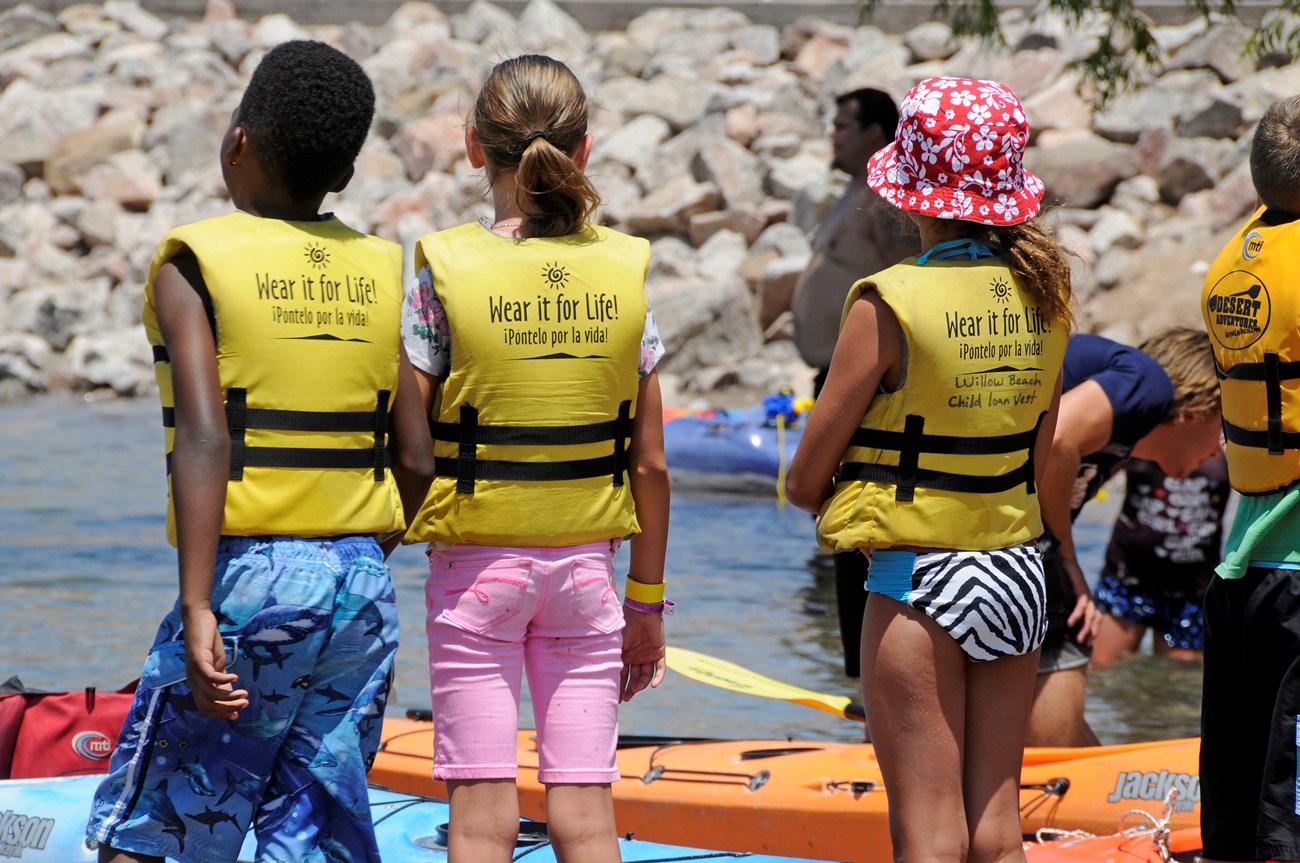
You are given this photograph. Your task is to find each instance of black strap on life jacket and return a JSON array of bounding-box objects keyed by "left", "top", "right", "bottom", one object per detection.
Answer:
[
  {"left": 163, "top": 388, "right": 392, "bottom": 480},
  {"left": 835, "top": 411, "right": 1046, "bottom": 502},
  {"left": 432, "top": 400, "right": 635, "bottom": 494},
  {"left": 1217, "top": 351, "right": 1300, "bottom": 454}
]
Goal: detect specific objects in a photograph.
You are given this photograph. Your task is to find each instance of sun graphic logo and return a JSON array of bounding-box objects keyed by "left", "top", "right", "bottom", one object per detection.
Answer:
[
  {"left": 989, "top": 277, "right": 1012, "bottom": 304},
  {"left": 304, "top": 242, "right": 331, "bottom": 270},
  {"left": 541, "top": 261, "right": 569, "bottom": 290}
]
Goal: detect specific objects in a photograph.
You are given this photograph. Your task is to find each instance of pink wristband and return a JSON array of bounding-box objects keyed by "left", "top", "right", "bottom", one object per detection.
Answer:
[{"left": 623, "top": 597, "right": 675, "bottom": 615}]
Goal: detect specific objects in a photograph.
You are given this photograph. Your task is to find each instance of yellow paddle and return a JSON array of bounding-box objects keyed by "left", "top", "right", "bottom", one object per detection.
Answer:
[{"left": 664, "top": 645, "right": 866, "bottom": 723}]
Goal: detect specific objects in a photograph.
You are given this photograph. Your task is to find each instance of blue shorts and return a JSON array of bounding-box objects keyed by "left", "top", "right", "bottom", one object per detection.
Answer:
[
  {"left": 86, "top": 535, "right": 398, "bottom": 863},
  {"left": 1093, "top": 570, "right": 1204, "bottom": 650}
]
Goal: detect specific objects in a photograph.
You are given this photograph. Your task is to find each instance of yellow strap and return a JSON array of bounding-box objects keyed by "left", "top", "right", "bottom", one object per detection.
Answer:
[
  {"left": 624, "top": 578, "right": 665, "bottom": 604},
  {"left": 775, "top": 414, "right": 788, "bottom": 506}
]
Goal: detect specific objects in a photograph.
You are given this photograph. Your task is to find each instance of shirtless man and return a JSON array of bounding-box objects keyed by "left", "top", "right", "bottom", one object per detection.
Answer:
[
  {"left": 793, "top": 88, "right": 917, "bottom": 397},
  {"left": 792, "top": 87, "right": 918, "bottom": 679}
]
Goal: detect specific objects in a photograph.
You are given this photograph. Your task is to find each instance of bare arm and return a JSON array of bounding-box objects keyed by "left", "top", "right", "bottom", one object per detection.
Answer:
[
  {"left": 785, "top": 292, "right": 903, "bottom": 513},
  {"left": 154, "top": 254, "right": 248, "bottom": 720},
  {"left": 1034, "top": 373, "right": 1064, "bottom": 490},
  {"left": 382, "top": 343, "right": 435, "bottom": 557},
  {"left": 621, "top": 370, "right": 670, "bottom": 702},
  {"left": 1040, "top": 379, "right": 1116, "bottom": 643},
  {"left": 412, "top": 365, "right": 439, "bottom": 414}
]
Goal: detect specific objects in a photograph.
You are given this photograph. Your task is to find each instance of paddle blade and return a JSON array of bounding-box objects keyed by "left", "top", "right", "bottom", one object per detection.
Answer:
[{"left": 665, "top": 646, "right": 863, "bottom": 722}]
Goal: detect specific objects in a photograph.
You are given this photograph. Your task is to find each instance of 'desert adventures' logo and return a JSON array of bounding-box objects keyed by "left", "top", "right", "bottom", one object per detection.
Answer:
[{"left": 1205, "top": 271, "right": 1270, "bottom": 350}]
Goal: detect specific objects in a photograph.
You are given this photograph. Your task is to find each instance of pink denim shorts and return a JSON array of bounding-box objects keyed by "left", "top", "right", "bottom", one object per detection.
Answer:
[{"left": 425, "top": 542, "right": 625, "bottom": 785}]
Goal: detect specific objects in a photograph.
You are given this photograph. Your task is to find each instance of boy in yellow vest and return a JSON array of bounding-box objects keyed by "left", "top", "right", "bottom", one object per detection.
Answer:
[
  {"left": 86, "top": 41, "right": 433, "bottom": 863},
  {"left": 1199, "top": 94, "right": 1300, "bottom": 863}
]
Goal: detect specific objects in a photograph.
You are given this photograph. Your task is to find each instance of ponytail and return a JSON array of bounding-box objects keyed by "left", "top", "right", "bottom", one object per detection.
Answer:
[
  {"left": 514, "top": 134, "right": 600, "bottom": 238},
  {"left": 471, "top": 55, "right": 600, "bottom": 237}
]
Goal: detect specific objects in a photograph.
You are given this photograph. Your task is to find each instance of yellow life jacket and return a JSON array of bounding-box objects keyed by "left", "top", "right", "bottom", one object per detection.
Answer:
[
  {"left": 1201, "top": 206, "right": 1300, "bottom": 495},
  {"left": 406, "top": 222, "right": 650, "bottom": 546},
  {"left": 144, "top": 212, "right": 406, "bottom": 545},
  {"left": 817, "top": 258, "right": 1068, "bottom": 552}
]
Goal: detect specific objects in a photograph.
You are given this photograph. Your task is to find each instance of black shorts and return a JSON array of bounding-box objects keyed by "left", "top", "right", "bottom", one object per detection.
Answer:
[
  {"left": 1037, "top": 538, "right": 1091, "bottom": 673},
  {"left": 834, "top": 550, "right": 869, "bottom": 678},
  {"left": 1201, "top": 566, "right": 1300, "bottom": 861}
]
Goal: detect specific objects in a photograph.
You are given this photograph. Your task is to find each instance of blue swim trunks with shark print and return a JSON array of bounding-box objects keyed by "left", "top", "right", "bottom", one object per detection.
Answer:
[{"left": 86, "top": 535, "right": 398, "bottom": 863}]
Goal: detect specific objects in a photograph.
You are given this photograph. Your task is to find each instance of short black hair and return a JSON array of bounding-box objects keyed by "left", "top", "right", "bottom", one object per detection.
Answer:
[
  {"left": 836, "top": 88, "right": 900, "bottom": 141},
  {"left": 1251, "top": 95, "right": 1300, "bottom": 214},
  {"left": 237, "top": 40, "right": 375, "bottom": 202}
]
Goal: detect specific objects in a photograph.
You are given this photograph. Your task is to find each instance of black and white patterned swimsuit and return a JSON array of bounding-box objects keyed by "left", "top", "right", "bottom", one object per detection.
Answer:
[{"left": 866, "top": 544, "right": 1048, "bottom": 661}]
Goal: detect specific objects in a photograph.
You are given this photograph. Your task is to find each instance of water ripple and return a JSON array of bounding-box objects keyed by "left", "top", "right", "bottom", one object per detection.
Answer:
[{"left": 0, "top": 395, "right": 1198, "bottom": 743}]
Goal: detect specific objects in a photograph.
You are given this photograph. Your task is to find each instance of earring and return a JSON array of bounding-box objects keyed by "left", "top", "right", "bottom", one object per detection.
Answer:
[{"left": 229, "top": 159, "right": 238, "bottom": 166}]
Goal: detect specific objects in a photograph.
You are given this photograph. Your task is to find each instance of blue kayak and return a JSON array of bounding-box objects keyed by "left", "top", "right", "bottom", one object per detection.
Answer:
[
  {"left": 663, "top": 396, "right": 806, "bottom": 493},
  {"left": 0, "top": 774, "right": 835, "bottom": 862}
]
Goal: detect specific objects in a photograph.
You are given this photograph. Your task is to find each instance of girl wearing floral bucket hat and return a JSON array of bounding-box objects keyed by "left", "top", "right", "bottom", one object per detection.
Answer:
[{"left": 787, "top": 76, "right": 1074, "bottom": 862}]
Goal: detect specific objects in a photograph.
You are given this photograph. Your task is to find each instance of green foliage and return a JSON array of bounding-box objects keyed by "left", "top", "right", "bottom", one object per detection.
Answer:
[
  {"left": 858, "top": 0, "right": 1300, "bottom": 107},
  {"left": 1248, "top": 0, "right": 1300, "bottom": 59}
]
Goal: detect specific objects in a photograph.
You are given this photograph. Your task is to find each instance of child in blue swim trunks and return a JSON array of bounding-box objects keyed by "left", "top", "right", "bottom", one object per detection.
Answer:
[
  {"left": 1090, "top": 453, "right": 1230, "bottom": 666},
  {"left": 85, "top": 41, "right": 433, "bottom": 863}
]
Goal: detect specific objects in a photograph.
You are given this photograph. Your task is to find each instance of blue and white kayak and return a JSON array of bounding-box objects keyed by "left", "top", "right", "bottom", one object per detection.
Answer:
[
  {"left": 663, "top": 395, "right": 808, "bottom": 494},
  {"left": 0, "top": 774, "right": 836, "bottom": 862}
]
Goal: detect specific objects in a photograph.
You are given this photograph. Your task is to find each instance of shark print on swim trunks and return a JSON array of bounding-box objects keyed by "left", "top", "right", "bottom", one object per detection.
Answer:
[{"left": 86, "top": 535, "right": 399, "bottom": 863}]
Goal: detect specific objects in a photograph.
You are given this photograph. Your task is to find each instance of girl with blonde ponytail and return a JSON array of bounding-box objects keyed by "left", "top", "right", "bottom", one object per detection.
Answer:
[
  {"left": 400, "top": 54, "right": 670, "bottom": 863},
  {"left": 469, "top": 54, "right": 601, "bottom": 238}
]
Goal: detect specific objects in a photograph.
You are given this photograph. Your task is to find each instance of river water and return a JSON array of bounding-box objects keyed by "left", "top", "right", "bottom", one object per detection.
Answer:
[{"left": 0, "top": 394, "right": 1201, "bottom": 744}]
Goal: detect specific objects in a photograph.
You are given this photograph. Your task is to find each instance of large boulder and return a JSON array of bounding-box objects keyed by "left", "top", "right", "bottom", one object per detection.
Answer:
[
  {"left": 44, "top": 110, "right": 145, "bottom": 196},
  {"left": 0, "top": 331, "right": 53, "bottom": 394},
  {"left": 1032, "top": 131, "right": 1142, "bottom": 209},
  {"left": 1093, "top": 70, "right": 1222, "bottom": 145},
  {"left": 64, "top": 326, "right": 155, "bottom": 395}
]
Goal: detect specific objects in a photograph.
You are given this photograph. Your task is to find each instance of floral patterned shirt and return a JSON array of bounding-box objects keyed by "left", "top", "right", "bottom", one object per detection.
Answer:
[{"left": 402, "top": 263, "right": 665, "bottom": 380}]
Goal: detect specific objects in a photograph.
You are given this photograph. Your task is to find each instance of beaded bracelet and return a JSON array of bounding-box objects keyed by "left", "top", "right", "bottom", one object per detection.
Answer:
[{"left": 624, "top": 596, "right": 675, "bottom": 615}]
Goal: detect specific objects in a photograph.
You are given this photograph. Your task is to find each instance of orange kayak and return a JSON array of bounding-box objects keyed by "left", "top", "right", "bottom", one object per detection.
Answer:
[
  {"left": 373, "top": 716, "right": 1199, "bottom": 862},
  {"left": 1025, "top": 827, "right": 1200, "bottom": 863}
]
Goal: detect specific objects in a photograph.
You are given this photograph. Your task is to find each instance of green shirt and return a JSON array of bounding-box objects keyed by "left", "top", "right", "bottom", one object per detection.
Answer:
[{"left": 1218, "top": 486, "right": 1300, "bottom": 578}]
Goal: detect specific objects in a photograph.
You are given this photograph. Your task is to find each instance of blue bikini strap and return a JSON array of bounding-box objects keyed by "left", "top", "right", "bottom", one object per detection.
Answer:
[
  {"left": 916, "top": 238, "right": 1000, "bottom": 266},
  {"left": 866, "top": 549, "right": 919, "bottom": 602}
]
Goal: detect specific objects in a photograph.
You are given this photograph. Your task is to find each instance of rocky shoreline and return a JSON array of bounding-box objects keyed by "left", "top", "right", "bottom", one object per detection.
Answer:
[{"left": 0, "top": 0, "right": 1291, "bottom": 406}]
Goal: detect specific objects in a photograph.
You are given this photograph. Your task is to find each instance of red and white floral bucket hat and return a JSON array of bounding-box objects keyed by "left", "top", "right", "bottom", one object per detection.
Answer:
[{"left": 866, "top": 76, "right": 1044, "bottom": 227}]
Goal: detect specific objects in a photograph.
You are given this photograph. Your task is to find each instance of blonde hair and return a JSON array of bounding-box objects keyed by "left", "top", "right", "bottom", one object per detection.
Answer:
[
  {"left": 471, "top": 55, "right": 600, "bottom": 237},
  {"left": 1138, "top": 327, "right": 1221, "bottom": 423}
]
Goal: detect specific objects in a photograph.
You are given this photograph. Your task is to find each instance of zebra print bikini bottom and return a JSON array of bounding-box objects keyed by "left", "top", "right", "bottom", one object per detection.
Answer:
[{"left": 866, "top": 544, "right": 1047, "bottom": 662}]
